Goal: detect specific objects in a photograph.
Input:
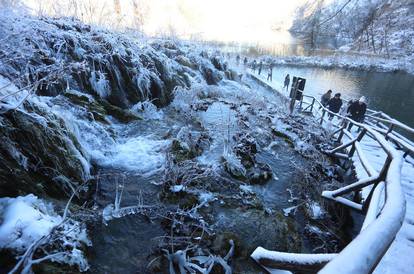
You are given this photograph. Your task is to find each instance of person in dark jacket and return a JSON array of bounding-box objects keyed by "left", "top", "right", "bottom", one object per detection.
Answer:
[
  {"left": 321, "top": 90, "right": 332, "bottom": 107},
  {"left": 243, "top": 57, "right": 248, "bottom": 66},
  {"left": 258, "top": 61, "right": 263, "bottom": 75},
  {"left": 252, "top": 60, "right": 257, "bottom": 72},
  {"left": 327, "top": 93, "right": 343, "bottom": 120},
  {"left": 283, "top": 74, "right": 290, "bottom": 91},
  {"left": 267, "top": 63, "right": 274, "bottom": 81},
  {"left": 347, "top": 96, "right": 367, "bottom": 130}
]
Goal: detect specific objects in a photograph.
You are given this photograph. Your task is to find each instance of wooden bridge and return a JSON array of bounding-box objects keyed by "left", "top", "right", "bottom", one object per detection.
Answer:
[{"left": 249, "top": 73, "right": 414, "bottom": 274}]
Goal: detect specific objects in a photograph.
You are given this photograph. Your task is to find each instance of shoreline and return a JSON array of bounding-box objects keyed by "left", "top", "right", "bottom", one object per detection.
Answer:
[{"left": 261, "top": 54, "right": 414, "bottom": 75}]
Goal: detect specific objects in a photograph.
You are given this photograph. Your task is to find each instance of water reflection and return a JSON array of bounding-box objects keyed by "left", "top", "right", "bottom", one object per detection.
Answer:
[
  {"left": 270, "top": 65, "right": 414, "bottom": 128},
  {"left": 211, "top": 31, "right": 413, "bottom": 128}
]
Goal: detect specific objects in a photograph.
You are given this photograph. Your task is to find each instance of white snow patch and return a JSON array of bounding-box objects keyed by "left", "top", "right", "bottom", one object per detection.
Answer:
[
  {"left": 0, "top": 194, "right": 90, "bottom": 271},
  {"left": 308, "top": 202, "right": 325, "bottom": 220},
  {"left": 170, "top": 184, "right": 185, "bottom": 193}
]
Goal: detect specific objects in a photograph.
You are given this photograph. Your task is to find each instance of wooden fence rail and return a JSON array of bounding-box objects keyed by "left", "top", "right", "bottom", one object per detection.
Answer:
[{"left": 251, "top": 89, "right": 409, "bottom": 274}]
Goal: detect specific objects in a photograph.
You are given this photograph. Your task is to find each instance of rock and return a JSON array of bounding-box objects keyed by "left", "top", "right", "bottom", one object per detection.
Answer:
[
  {"left": 0, "top": 102, "right": 90, "bottom": 198},
  {"left": 211, "top": 209, "right": 301, "bottom": 259},
  {"left": 175, "top": 55, "right": 197, "bottom": 69},
  {"left": 247, "top": 163, "right": 273, "bottom": 184},
  {"left": 170, "top": 139, "right": 197, "bottom": 163},
  {"left": 98, "top": 99, "right": 142, "bottom": 123}
]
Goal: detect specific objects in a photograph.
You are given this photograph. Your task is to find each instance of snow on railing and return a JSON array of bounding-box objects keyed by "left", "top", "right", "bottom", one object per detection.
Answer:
[{"left": 249, "top": 77, "right": 408, "bottom": 273}]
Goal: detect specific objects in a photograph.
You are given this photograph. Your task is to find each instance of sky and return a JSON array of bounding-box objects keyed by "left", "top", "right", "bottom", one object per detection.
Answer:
[
  {"left": 143, "top": 0, "right": 305, "bottom": 42},
  {"left": 23, "top": 0, "right": 306, "bottom": 44}
]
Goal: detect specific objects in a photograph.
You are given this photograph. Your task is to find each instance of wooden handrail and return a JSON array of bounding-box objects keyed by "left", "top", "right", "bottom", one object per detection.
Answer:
[
  {"left": 303, "top": 96, "right": 406, "bottom": 273},
  {"left": 248, "top": 75, "right": 407, "bottom": 274}
]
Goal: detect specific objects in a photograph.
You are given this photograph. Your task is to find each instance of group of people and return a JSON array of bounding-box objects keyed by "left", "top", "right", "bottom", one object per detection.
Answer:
[
  {"left": 321, "top": 90, "right": 367, "bottom": 129},
  {"left": 236, "top": 55, "right": 277, "bottom": 82},
  {"left": 236, "top": 54, "right": 368, "bottom": 128}
]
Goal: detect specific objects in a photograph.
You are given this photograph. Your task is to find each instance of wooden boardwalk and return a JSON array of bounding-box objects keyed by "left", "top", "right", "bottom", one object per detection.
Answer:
[{"left": 248, "top": 71, "right": 414, "bottom": 274}]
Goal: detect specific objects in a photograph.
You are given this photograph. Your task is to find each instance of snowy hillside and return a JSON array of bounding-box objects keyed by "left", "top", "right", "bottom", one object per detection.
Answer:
[{"left": 291, "top": 0, "right": 414, "bottom": 59}]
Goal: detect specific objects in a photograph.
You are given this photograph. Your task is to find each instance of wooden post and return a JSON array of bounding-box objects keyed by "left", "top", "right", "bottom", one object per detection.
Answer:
[
  {"left": 337, "top": 128, "right": 345, "bottom": 142},
  {"left": 289, "top": 79, "right": 301, "bottom": 114},
  {"left": 378, "top": 155, "right": 392, "bottom": 181},
  {"left": 348, "top": 128, "right": 367, "bottom": 157},
  {"left": 310, "top": 98, "right": 315, "bottom": 112},
  {"left": 385, "top": 124, "right": 394, "bottom": 140},
  {"left": 320, "top": 109, "right": 326, "bottom": 125}
]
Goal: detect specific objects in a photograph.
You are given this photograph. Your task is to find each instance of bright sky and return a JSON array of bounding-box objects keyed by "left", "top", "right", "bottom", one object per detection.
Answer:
[
  {"left": 144, "top": 0, "right": 305, "bottom": 43},
  {"left": 23, "top": 0, "right": 306, "bottom": 44}
]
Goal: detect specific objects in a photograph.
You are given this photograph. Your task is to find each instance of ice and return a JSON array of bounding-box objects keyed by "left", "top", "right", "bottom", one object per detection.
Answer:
[
  {"left": 89, "top": 70, "right": 110, "bottom": 98},
  {"left": 131, "top": 100, "right": 164, "bottom": 120},
  {"left": 308, "top": 201, "right": 324, "bottom": 220}
]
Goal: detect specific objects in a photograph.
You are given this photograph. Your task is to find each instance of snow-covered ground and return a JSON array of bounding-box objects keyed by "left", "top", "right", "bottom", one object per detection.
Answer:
[
  {"left": 248, "top": 67, "right": 414, "bottom": 274},
  {"left": 261, "top": 54, "right": 414, "bottom": 75}
]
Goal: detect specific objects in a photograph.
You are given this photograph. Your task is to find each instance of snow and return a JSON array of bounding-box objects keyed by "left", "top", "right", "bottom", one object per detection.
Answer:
[
  {"left": 0, "top": 75, "right": 30, "bottom": 110},
  {"left": 170, "top": 184, "right": 185, "bottom": 193},
  {"left": 307, "top": 202, "right": 324, "bottom": 220},
  {"left": 199, "top": 192, "right": 216, "bottom": 203},
  {"left": 261, "top": 54, "right": 414, "bottom": 75},
  {"left": 251, "top": 246, "right": 336, "bottom": 265},
  {"left": 0, "top": 194, "right": 61, "bottom": 251},
  {"left": 0, "top": 194, "right": 90, "bottom": 271}
]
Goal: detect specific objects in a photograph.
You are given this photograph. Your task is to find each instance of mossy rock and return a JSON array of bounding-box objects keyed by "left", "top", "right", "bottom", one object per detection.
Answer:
[
  {"left": 63, "top": 90, "right": 141, "bottom": 123},
  {"left": 170, "top": 139, "right": 197, "bottom": 163},
  {"left": 160, "top": 187, "right": 199, "bottom": 210},
  {"left": 98, "top": 99, "right": 142, "bottom": 123},
  {"left": 271, "top": 129, "right": 295, "bottom": 147},
  {"left": 0, "top": 104, "right": 89, "bottom": 198},
  {"left": 211, "top": 209, "right": 301, "bottom": 259}
]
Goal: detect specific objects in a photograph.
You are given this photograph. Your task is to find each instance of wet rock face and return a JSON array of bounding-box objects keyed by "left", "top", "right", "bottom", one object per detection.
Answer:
[{"left": 0, "top": 102, "right": 89, "bottom": 198}]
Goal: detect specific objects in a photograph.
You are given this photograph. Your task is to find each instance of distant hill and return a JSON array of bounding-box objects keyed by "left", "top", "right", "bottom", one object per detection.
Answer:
[{"left": 290, "top": 0, "right": 414, "bottom": 58}]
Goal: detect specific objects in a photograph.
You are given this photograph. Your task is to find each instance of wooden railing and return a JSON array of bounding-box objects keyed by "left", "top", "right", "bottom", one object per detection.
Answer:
[{"left": 251, "top": 92, "right": 409, "bottom": 273}]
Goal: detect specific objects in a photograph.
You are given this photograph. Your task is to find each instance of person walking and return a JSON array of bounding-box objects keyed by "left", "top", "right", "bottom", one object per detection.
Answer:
[
  {"left": 321, "top": 90, "right": 332, "bottom": 107},
  {"left": 327, "top": 93, "right": 343, "bottom": 120},
  {"left": 267, "top": 63, "right": 274, "bottom": 81},
  {"left": 258, "top": 61, "right": 263, "bottom": 75},
  {"left": 347, "top": 96, "right": 367, "bottom": 130},
  {"left": 252, "top": 60, "right": 257, "bottom": 73},
  {"left": 243, "top": 57, "right": 248, "bottom": 66},
  {"left": 283, "top": 74, "right": 290, "bottom": 91},
  {"left": 236, "top": 54, "right": 240, "bottom": 65}
]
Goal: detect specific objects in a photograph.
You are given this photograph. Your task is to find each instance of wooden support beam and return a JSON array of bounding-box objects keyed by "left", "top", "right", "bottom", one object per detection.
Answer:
[
  {"left": 348, "top": 128, "right": 367, "bottom": 157},
  {"left": 251, "top": 247, "right": 337, "bottom": 273},
  {"left": 322, "top": 192, "right": 363, "bottom": 211},
  {"left": 327, "top": 175, "right": 380, "bottom": 198}
]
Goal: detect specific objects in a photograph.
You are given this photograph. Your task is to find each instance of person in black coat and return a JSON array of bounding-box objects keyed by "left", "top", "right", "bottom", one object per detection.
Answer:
[
  {"left": 347, "top": 96, "right": 367, "bottom": 130},
  {"left": 327, "top": 93, "right": 343, "bottom": 120}
]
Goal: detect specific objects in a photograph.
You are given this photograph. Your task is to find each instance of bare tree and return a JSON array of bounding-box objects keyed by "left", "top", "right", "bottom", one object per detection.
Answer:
[{"left": 131, "top": 0, "right": 148, "bottom": 32}]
